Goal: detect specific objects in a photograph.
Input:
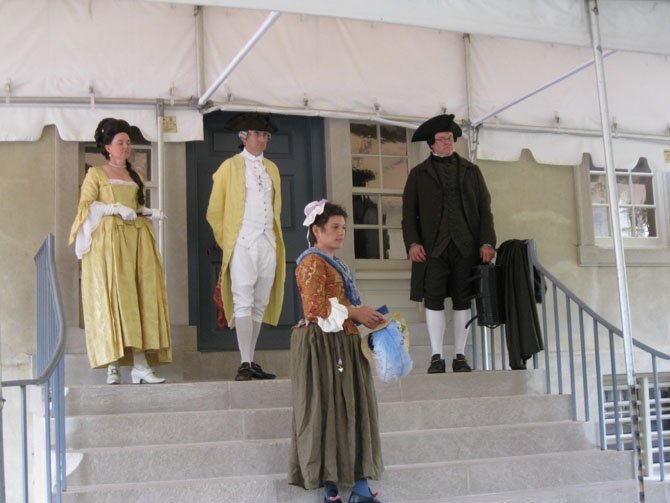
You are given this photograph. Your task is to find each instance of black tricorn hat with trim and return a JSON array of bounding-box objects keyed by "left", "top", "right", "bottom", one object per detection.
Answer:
[
  {"left": 411, "top": 113, "right": 462, "bottom": 142},
  {"left": 225, "top": 112, "right": 278, "bottom": 133}
]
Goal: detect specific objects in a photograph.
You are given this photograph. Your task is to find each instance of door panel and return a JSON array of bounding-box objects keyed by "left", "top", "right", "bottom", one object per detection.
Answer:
[{"left": 187, "top": 111, "right": 325, "bottom": 351}]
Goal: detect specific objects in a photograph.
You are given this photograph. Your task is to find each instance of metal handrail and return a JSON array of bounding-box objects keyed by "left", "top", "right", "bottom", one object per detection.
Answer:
[
  {"left": 1, "top": 234, "right": 67, "bottom": 502},
  {"left": 469, "top": 239, "right": 669, "bottom": 481}
]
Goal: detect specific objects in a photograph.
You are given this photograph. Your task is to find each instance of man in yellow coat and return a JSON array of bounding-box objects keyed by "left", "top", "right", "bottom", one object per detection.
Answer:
[{"left": 206, "top": 112, "right": 286, "bottom": 381}]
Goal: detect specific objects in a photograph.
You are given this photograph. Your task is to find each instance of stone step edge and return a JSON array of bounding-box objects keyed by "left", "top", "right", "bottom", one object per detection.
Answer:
[
  {"left": 64, "top": 370, "right": 544, "bottom": 389},
  {"left": 64, "top": 448, "right": 632, "bottom": 492},
  {"left": 64, "top": 393, "right": 568, "bottom": 419},
  {"left": 423, "top": 479, "right": 639, "bottom": 502},
  {"left": 67, "top": 419, "right": 589, "bottom": 453}
]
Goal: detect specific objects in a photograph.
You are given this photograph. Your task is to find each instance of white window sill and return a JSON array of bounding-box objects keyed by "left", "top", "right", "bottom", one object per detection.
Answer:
[{"left": 578, "top": 244, "right": 670, "bottom": 266}]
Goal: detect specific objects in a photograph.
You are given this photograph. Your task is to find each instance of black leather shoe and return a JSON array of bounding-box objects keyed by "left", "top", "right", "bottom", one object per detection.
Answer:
[
  {"left": 348, "top": 490, "right": 381, "bottom": 502},
  {"left": 249, "top": 361, "right": 276, "bottom": 380},
  {"left": 427, "top": 353, "right": 446, "bottom": 374},
  {"left": 235, "top": 362, "right": 252, "bottom": 381},
  {"left": 452, "top": 353, "right": 472, "bottom": 372}
]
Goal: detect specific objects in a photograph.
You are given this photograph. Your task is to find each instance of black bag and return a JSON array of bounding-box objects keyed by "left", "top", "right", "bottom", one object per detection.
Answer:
[{"left": 467, "top": 263, "right": 504, "bottom": 328}]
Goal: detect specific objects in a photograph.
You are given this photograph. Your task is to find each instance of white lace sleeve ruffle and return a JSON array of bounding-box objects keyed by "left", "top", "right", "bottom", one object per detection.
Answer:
[
  {"left": 74, "top": 202, "right": 110, "bottom": 259},
  {"left": 316, "top": 297, "right": 349, "bottom": 333}
]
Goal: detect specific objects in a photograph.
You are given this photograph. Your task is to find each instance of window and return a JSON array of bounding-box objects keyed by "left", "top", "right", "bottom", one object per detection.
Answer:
[
  {"left": 590, "top": 158, "right": 656, "bottom": 243},
  {"left": 575, "top": 154, "right": 670, "bottom": 265},
  {"left": 350, "top": 123, "right": 410, "bottom": 260}
]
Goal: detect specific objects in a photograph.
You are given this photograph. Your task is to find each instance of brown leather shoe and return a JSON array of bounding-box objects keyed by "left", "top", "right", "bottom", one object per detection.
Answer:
[{"left": 235, "top": 362, "right": 253, "bottom": 381}]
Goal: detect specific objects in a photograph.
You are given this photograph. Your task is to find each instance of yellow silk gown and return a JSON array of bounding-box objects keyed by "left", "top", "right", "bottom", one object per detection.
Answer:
[{"left": 69, "top": 167, "right": 172, "bottom": 369}]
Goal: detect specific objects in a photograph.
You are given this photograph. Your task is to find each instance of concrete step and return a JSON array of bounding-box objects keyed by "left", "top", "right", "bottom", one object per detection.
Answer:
[
  {"left": 376, "top": 450, "right": 635, "bottom": 501},
  {"left": 426, "top": 480, "right": 639, "bottom": 502},
  {"left": 61, "top": 450, "right": 634, "bottom": 503},
  {"left": 645, "top": 480, "right": 670, "bottom": 503},
  {"left": 64, "top": 370, "right": 547, "bottom": 416},
  {"left": 66, "top": 394, "right": 573, "bottom": 448},
  {"left": 66, "top": 420, "right": 597, "bottom": 486}
]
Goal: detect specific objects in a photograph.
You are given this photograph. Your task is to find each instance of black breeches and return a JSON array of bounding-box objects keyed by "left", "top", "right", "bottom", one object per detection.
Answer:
[{"left": 423, "top": 242, "right": 478, "bottom": 311}]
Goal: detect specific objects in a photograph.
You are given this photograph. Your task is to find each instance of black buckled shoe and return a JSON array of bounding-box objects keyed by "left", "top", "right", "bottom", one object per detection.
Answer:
[
  {"left": 235, "top": 362, "right": 253, "bottom": 381},
  {"left": 348, "top": 490, "right": 382, "bottom": 503},
  {"left": 427, "top": 353, "right": 446, "bottom": 374},
  {"left": 452, "top": 353, "right": 472, "bottom": 372},
  {"left": 249, "top": 361, "right": 276, "bottom": 380}
]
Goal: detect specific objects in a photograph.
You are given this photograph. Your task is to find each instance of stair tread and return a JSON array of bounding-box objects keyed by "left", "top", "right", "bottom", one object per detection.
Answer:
[
  {"left": 68, "top": 419, "right": 588, "bottom": 450},
  {"left": 424, "top": 479, "right": 639, "bottom": 502},
  {"left": 67, "top": 392, "right": 567, "bottom": 416},
  {"left": 67, "top": 448, "right": 630, "bottom": 486}
]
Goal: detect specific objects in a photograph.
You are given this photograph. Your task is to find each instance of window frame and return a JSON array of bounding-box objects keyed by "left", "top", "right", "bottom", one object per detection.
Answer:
[
  {"left": 575, "top": 155, "right": 670, "bottom": 266},
  {"left": 348, "top": 122, "right": 411, "bottom": 263}
]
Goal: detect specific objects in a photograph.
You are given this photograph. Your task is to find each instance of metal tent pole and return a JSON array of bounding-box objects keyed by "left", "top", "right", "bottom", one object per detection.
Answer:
[
  {"left": 471, "top": 50, "right": 615, "bottom": 128},
  {"left": 156, "top": 101, "right": 166, "bottom": 259},
  {"left": 587, "top": 1, "right": 642, "bottom": 501},
  {"left": 198, "top": 11, "right": 281, "bottom": 107},
  {"left": 462, "top": 33, "right": 477, "bottom": 161}
]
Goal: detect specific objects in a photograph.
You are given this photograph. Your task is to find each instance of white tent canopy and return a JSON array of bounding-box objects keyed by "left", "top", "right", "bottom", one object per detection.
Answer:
[{"left": 1, "top": 0, "right": 669, "bottom": 169}]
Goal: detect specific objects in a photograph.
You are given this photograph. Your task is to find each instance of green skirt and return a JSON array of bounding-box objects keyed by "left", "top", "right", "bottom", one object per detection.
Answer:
[{"left": 288, "top": 324, "right": 384, "bottom": 490}]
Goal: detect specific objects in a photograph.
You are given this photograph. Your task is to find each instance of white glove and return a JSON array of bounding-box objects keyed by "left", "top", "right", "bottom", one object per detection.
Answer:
[
  {"left": 115, "top": 204, "right": 137, "bottom": 221},
  {"left": 139, "top": 208, "right": 167, "bottom": 221},
  {"left": 95, "top": 202, "right": 135, "bottom": 220}
]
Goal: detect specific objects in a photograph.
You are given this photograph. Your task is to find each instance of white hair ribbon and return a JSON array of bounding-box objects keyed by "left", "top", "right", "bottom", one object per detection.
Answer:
[{"left": 302, "top": 198, "right": 328, "bottom": 244}]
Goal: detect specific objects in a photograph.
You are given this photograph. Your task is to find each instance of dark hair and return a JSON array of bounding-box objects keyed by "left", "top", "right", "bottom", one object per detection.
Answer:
[
  {"left": 94, "top": 117, "right": 145, "bottom": 206},
  {"left": 308, "top": 202, "right": 348, "bottom": 246}
]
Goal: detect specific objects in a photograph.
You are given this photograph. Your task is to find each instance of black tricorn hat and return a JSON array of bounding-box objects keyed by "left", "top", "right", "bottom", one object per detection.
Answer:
[
  {"left": 411, "top": 113, "right": 462, "bottom": 142},
  {"left": 225, "top": 112, "right": 278, "bottom": 133}
]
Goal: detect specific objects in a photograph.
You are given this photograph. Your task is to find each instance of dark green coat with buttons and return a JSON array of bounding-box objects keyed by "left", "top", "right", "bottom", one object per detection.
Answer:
[{"left": 402, "top": 152, "right": 496, "bottom": 302}]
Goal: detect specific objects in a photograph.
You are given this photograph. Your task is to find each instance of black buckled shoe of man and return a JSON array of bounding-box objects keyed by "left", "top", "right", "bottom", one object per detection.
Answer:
[
  {"left": 249, "top": 361, "right": 276, "bottom": 379},
  {"left": 427, "top": 353, "right": 446, "bottom": 374},
  {"left": 452, "top": 353, "right": 472, "bottom": 372},
  {"left": 348, "top": 489, "right": 382, "bottom": 503},
  {"left": 235, "top": 362, "right": 253, "bottom": 381}
]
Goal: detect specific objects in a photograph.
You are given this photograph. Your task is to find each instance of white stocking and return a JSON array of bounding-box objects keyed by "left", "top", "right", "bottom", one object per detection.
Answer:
[
  {"left": 453, "top": 309, "right": 470, "bottom": 356},
  {"left": 236, "top": 316, "right": 254, "bottom": 363},
  {"left": 250, "top": 320, "right": 262, "bottom": 362},
  {"left": 425, "top": 308, "right": 446, "bottom": 356},
  {"left": 133, "top": 350, "right": 147, "bottom": 367}
]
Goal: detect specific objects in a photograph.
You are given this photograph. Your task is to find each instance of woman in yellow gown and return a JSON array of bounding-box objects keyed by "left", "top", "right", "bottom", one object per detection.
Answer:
[{"left": 69, "top": 118, "right": 171, "bottom": 384}]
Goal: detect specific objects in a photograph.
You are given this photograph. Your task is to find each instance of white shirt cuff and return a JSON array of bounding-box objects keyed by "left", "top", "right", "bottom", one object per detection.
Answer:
[
  {"left": 316, "top": 297, "right": 349, "bottom": 333},
  {"left": 74, "top": 202, "right": 108, "bottom": 259}
]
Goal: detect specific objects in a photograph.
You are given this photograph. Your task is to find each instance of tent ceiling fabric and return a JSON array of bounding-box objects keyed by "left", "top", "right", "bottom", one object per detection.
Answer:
[
  {"left": 157, "top": 0, "right": 670, "bottom": 56},
  {"left": 202, "top": 8, "right": 467, "bottom": 120},
  {"left": 0, "top": 0, "right": 668, "bottom": 168},
  {"left": 0, "top": 0, "right": 201, "bottom": 142}
]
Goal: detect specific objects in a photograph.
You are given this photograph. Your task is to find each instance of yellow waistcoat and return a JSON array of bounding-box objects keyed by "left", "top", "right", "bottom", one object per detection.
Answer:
[{"left": 206, "top": 154, "right": 286, "bottom": 326}]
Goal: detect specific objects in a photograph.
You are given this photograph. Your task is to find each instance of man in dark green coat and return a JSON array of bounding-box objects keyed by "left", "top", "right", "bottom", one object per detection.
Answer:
[{"left": 402, "top": 114, "right": 496, "bottom": 373}]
